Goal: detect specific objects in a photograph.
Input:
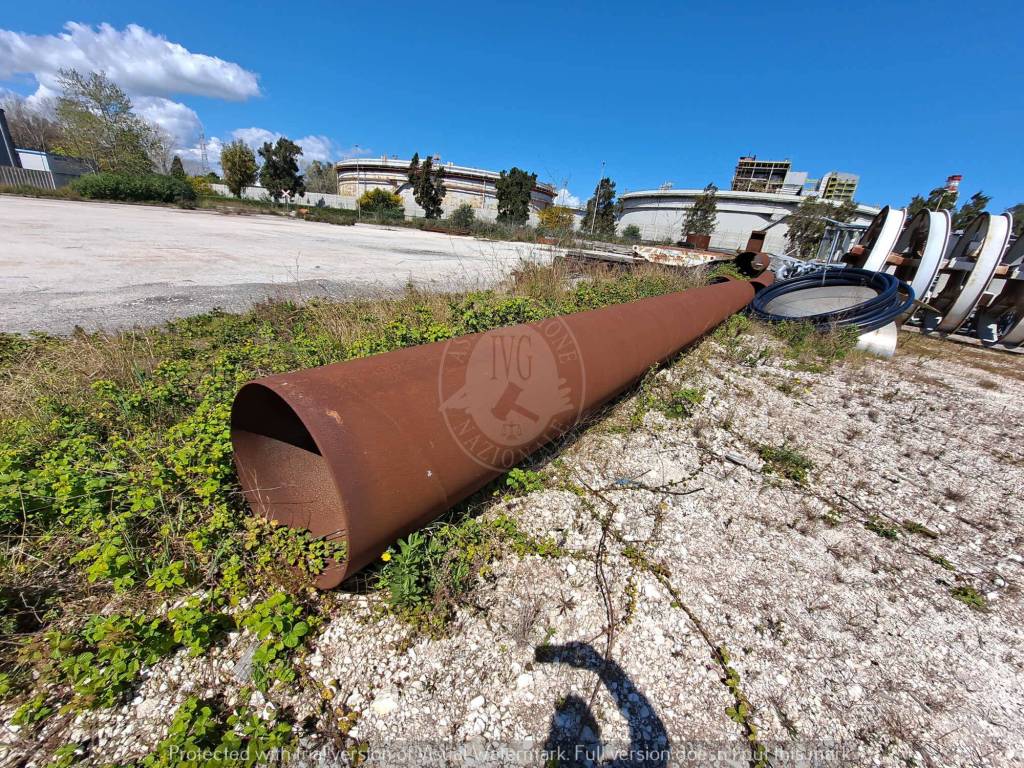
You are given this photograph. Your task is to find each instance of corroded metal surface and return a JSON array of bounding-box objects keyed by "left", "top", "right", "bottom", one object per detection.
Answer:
[{"left": 231, "top": 275, "right": 772, "bottom": 588}]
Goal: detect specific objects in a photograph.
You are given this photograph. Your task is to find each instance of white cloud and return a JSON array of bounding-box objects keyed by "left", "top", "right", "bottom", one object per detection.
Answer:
[
  {"left": 555, "top": 187, "right": 581, "bottom": 208},
  {"left": 0, "top": 22, "right": 259, "bottom": 102},
  {"left": 135, "top": 96, "right": 202, "bottom": 147},
  {"left": 0, "top": 22, "right": 261, "bottom": 153},
  {"left": 231, "top": 126, "right": 279, "bottom": 149},
  {"left": 227, "top": 127, "right": 366, "bottom": 165}
]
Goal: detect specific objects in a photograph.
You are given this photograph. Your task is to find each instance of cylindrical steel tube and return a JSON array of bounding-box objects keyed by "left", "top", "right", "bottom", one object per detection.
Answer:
[{"left": 231, "top": 275, "right": 772, "bottom": 588}]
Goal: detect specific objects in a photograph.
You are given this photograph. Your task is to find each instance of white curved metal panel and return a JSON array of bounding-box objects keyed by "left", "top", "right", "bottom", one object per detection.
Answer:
[
  {"left": 935, "top": 213, "right": 1012, "bottom": 333},
  {"left": 861, "top": 207, "right": 907, "bottom": 272}
]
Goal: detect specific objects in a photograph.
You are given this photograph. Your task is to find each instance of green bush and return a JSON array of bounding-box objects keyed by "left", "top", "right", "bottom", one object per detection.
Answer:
[
  {"left": 357, "top": 188, "right": 404, "bottom": 217},
  {"left": 70, "top": 173, "right": 197, "bottom": 204},
  {"left": 448, "top": 203, "right": 476, "bottom": 230},
  {"left": 300, "top": 206, "right": 357, "bottom": 226},
  {"left": 621, "top": 224, "right": 642, "bottom": 242}
]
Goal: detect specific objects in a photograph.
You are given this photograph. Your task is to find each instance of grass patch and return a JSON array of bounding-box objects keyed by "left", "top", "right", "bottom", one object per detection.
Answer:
[
  {"left": 864, "top": 516, "right": 900, "bottom": 540},
  {"left": 902, "top": 519, "right": 939, "bottom": 539},
  {"left": 658, "top": 386, "right": 705, "bottom": 419},
  {"left": 771, "top": 321, "right": 860, "bottom": 370},
  {"left": 0, "top": 262, "right": 694, "bottom": 757},
  {"left": 757, "top": 443, "right": 813, "bottom": 485},
  {"left": 950, "top": 585, "right": 987, "bottom": 611}
]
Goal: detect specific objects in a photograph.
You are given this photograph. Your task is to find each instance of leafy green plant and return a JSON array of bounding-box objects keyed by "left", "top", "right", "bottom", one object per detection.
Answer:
[
  {"left": 864, "top": 516, "right": 900, "bottom": 540},
  {"left": 47, "top": 614, "right": 177, "bottom": 708},
  {"left": 504, "top": 468, "right": 545, "bottom": 496},
  {"left": 950, "top": 585, "right": 987, "bottom": 611},
  {"left": 168, "top": 598, "right": 233, "bottom": 656},
  {"left": 240, "top": 593, "right": 313, "bottom": 691},
  {"left": 659, "top": 386, "right": 705, "bottom": 419},
  {"left": 143, "top": 696, "right": 294, "bottom": 767},
  {"left": 757, "top": 443, "right": 813, "bottom": 485},
  {"left": 11, "top": 692, "right": 53, "bottom": 726},
  {"left": 146, "top": 561, "right": 189, "bottom": 593}
]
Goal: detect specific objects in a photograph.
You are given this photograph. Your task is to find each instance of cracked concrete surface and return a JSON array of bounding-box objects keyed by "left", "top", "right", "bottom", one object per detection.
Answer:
[
  {"left": 0, "top": 196, "right": 559, "bottom": 334},
  {"left": 3, "top": 329, "right": 1022, "bottom": 767}
]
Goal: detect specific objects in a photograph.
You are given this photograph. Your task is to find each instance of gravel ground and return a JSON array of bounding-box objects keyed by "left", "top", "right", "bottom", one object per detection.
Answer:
[
  {"left": 3, "top": 330, "right": 1022, "bottom": 767},
  {"left": 0, "top": 196, "right": 559, "bottom": 334}
]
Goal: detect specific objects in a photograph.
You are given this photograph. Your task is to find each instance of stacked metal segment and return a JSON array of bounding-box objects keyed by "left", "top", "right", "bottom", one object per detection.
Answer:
[
  {"left": 840, "top": 206, "right": 1022, "bottom": 347},
  {"left": 231, "top": 273, "right": 773, "bottom": 588}
]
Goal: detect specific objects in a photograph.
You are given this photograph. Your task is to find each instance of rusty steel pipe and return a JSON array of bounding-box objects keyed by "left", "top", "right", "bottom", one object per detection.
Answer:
[{"left": 231, "top": 275, "right": 773, "bottom": 588}]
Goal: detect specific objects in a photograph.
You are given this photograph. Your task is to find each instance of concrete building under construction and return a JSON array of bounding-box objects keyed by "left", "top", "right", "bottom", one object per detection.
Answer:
[{"left": 730, "top": 155, "right": 859, "bottom": 201}]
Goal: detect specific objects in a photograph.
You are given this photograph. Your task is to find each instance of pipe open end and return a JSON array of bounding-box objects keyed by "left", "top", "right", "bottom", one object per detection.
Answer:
[{"left": 231, "top": 382, "right": 349, "bottom": 589}]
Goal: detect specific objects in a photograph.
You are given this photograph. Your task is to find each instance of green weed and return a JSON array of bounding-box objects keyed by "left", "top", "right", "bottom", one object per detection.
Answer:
[
  {"left": 659, "top": 386, "right": 705, "bottom": 419},
  {"left": 757, "top": 443, "right": 814, "bottom": 485},
  {"left": 950, "top": 586, "right": 987, "bottom": 612},
  {"left": 864, "top": 516, "right": 900, "bottom": 540}
]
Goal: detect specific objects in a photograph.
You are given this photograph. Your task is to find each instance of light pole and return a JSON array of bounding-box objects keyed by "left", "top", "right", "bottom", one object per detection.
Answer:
[
  {"left": 354, "top": 145, "right": 361, "bottom": 221},
  {"left": 589, "top": 160, "right": 605, "bottom": 235}
]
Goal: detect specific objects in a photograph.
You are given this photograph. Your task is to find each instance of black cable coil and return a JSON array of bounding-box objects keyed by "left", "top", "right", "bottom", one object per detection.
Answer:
[{"left": 749, "top": 267, "right": 916, "bottom": 334}]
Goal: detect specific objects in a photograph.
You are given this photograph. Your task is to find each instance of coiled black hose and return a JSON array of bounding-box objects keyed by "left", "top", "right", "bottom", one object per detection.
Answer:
[{"left": 749, "top": 267, "right": 915, "bottom": 334}]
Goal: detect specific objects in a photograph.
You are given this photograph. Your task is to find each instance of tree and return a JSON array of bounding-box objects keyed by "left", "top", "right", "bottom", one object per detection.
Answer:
[
  {"left": 538, "top": 205, "right": 575, "bottom": 233},
  {"left": 951, "top": 191, "right": 990, "bottom": 231},
  {"left": 622, "top": 224, "right": 642, "bottom": 242},
  {"left": 682, "top": 183, "right": 718, "bottom": 238},
  {"left": 304, "top": 160, "right": 337, "bottom": 194},
  {"left": 581, "top": 177, "right": 617, "bottom": 237},
  {"left": 1, "top": 97, "right": 63, "bottom": 152},
  {"left": 53, "top": 69, "right": 164, "bottom": 175},
  {"left": 407, "top": 153, "right": 446, "bottom": 219},
  {"left": 169, "top": 155, "right": 186, "bottom": 180},
  {"left": 906, "top": 186, "right": 957, "bottom": 218},
  {"left": 786, "top": 197, "right": 857, "bottom": 259},
  {"left": 1008, "top": 203, "right": 1024, "bottom": 239},
  {"left": 495, "top": 167, "right": 536, "bottom": 225},
  {"left": 258, "top": 137, "right": 305, "bottom": 201},
  {"left": 220, "top": 140, "right": 258, "bottom": 198}
]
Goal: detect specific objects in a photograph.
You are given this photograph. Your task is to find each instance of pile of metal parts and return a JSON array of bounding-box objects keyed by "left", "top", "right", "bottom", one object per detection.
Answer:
[
  {"left": 231, "top": 272, "right": 774, "bottom": 587},
  {"left": 744, "top": 206, "right": 1022, "bottom": 352}
]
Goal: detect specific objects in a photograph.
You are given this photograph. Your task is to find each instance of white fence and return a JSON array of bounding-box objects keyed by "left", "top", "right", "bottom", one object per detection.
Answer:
[
  {"left": 209, "top": 183, "right": 349, "bottom": 209},
  {"left": 0, "top": 166, "right": 56, "bottom": 190}
]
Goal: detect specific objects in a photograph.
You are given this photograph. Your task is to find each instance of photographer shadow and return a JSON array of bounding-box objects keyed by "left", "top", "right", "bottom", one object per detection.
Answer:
[{"left": 535, "top": 642, "right": 669, "bottom": 767}]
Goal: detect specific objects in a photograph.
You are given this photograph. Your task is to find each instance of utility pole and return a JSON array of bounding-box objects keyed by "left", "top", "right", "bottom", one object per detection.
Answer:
[
  {"left": 198, "top": 129, "right": 209, "bottom": 174},
  {"left": 589, "top": 160, "right": 605, "bottom": 235},
  {"left": 354, "top": 145, "right": 361, "bottom": 220}
]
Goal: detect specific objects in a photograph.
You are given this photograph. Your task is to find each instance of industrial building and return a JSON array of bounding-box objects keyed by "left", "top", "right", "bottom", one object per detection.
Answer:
[
  {"left": 817, "top": 171, "right": 859, "bottom": 202},
  {"left": 616, "top": 187, "right": 879, "bottom": 252},
  {"left": 334, "top": 157, "right": 557, "bottom": 224},
  {"left": 730, "top": 155, "right": 859, "bottom": 201},
  {"left": 0, "top": 108, "right": 93, "bottom": 189}
]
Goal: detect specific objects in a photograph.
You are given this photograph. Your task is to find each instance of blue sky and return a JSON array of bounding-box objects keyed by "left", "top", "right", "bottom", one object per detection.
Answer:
[{"left": 2, "top": 1, "right": 1022, "bottom": 211}]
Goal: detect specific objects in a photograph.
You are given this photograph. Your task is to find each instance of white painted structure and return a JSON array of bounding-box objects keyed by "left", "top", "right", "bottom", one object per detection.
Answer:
[
  {"left": 617, "top": 188, "right": 880, "bottom": 253},
  {"left": 335, "top": 158, "right": 557, "bottom": 224}
]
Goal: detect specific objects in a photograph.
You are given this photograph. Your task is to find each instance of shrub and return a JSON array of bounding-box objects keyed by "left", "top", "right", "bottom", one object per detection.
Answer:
[
  {"left": 300, "top": 206, "right": 357, "bottom": 226},
  {"left": 537, "top": 205, "right": 575, "bottom": 233},
  {"left": 621, "top": 224, "right": 642, "bottom": 242},
  {"left": 188, "top": 175, "right": 213, "bottom": 197},
  {"left": 357, "top": 188, "right": 404, "bottom": 218},
  {"left": 448, "top": 203, "right": 476, "bottom": 230},
  {"left": 70, "top": 173, "right": 197, "bottom": 205}
]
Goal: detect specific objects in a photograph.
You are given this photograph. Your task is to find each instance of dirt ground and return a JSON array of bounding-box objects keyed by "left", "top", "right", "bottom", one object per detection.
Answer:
[
  {"left": 6, "top": 327, "right": 1020, "bottom": 767},
  {"left": 0, "top": 196, "right": 559, "bottom": 334}
]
